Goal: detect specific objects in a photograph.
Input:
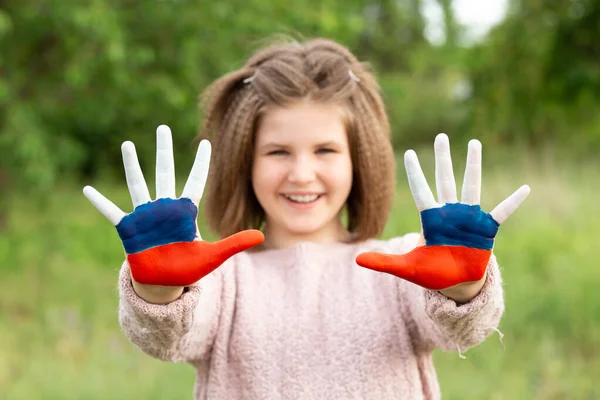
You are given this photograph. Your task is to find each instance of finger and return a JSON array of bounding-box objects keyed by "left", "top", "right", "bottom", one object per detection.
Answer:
[
  {"left": 490, "top": 185, "right": 531, "bottom": 224},
  {"left": 404, "top": 150, "right": 437, "bottom": 211},
  {"left": 356, "top": 252, "right": 413, "bottom": 276},
  {"left": 83, "top": 186, "right": 126, "bottom": 226},
  {"left": 122, "top": 141, "right": 152, "bottom": 208},
  {"left": 155, "top": 125, "right": 176, "bottom": 199},
  {"left": 434, "top": 133, "right": 458, "bottom": 204},
  {"left": 182, "top": 139, "right": 211, "bottom": 206},
  {"left": 461, "top": 139, "right": 482, "bottom": 205},
  {"left": 206, "top": 230, "right": 265, "bottom": 265}
]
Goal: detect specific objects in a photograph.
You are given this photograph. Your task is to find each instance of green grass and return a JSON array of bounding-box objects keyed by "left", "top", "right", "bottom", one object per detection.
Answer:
[{"left": 1, "top": 150, "right": 599, "bottom": 399}]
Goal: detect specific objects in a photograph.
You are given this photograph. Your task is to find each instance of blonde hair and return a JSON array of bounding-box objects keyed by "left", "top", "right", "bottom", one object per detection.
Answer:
[{"left": 200, "top": 38, "right": 395, "bottom": 242}]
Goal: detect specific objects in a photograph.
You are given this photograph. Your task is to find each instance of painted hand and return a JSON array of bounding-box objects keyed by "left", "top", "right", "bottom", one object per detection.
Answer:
[
  {"left": 83, "top": 125, "right": 264, "bottom": 286},
  {"left": 356, "top": 134, "right": 530, "bottom": 291}
]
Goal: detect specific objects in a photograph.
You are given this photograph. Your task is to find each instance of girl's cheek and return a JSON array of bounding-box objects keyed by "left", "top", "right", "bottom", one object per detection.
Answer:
[{"left": 262, "top": 165, "right": 288, "bottom": 184}]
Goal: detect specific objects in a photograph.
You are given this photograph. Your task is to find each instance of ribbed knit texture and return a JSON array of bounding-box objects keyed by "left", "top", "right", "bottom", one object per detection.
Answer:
[{"left": 118, "top": 233, "right": 504, "bottom": 399}]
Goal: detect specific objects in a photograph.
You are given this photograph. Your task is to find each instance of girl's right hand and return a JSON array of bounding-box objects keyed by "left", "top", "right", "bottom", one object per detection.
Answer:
[{"left": 83, "top": 125, "right": 264, "bottom": 288}]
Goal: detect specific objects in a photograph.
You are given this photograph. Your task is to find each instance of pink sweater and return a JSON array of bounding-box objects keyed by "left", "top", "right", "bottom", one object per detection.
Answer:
[{"left": 118, "top": 233, "right": 504, "bottom": 399}]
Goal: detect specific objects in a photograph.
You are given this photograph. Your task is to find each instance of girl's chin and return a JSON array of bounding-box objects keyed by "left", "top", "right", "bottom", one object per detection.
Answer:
[
  {"left": 284, "top": 226, "right": 324, "bottom": 235},
  {"left": 276, "top": 222, "right": 326, "bottom": 236}
]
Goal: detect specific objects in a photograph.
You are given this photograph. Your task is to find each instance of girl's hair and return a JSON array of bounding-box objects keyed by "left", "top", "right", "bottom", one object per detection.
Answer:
[{"left": 199, "top": 38, "right": 395, "bottom": 242}]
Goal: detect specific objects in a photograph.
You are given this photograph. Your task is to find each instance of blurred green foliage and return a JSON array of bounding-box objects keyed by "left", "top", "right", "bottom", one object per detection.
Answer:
[
  {"left": 468, "top": 1, "right": 600, "bottom": 149},
  {"left": 2, "top": 0, "right": 599, "bottom": 191}
]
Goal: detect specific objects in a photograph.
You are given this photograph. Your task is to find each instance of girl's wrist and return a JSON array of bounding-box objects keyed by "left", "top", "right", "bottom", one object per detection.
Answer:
[
  {"left": 131, "top": 275, "right": 185, "bottom": 304},
  {"left": 438, "top": 271, "right": 487, "bottom": 304}
]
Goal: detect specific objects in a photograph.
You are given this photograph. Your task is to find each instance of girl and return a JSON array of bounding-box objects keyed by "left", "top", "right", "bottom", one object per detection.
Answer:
[{"left": 83, "top": 38, "right": 530, "bottom": 399}]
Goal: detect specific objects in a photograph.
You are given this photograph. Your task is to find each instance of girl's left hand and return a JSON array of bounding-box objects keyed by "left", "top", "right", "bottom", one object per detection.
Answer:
[{"left": 356, "top": 134, "right": 530, "bottom": 297}]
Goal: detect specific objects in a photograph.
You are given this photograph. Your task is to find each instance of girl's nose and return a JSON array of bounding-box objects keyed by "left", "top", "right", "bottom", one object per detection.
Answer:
[{"left": 287, "top": 155, "right": 316, "bottom": 183}]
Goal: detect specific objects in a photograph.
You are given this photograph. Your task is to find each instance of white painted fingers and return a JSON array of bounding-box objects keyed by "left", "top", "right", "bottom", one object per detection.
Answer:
[
  {"left": 404, "top": 150, "right": 438, "bottom": 211},
  {"left": 82, "top": 186, "right": 126, "bottom": 226},
  {"left": 122, "top": 141, "right": 152, "bottom": 208},
  {"left": 406, "top": 133, "right": 529, "bottom": 224},
  {"left": 155, "top": 125, "right": 176, "bottom": 199},
  {"left": 182, "top": 139, "right": 212, "bottom": 206},
  {"left": 490, "top": 185, "right": 531, "bottom": 224},
  {"left": 461, "top": 139, "right": 482, "bottom": 205},
  {"left": 434, "top": 133, "right": 458, "bottom": 204}
]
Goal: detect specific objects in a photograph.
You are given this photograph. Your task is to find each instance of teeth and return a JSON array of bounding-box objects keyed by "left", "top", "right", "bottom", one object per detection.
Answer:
[{"left": 285, "top": 194, "right": 320, "bottom": 203}]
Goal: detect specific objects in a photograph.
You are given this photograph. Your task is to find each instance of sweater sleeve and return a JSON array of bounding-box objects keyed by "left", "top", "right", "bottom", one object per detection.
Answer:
[
  {"left": 390, "top": 234, "right": 505, "bottom": 354},
  {"left": 117, "top": 260, "right": 224, "bottom": 364}
]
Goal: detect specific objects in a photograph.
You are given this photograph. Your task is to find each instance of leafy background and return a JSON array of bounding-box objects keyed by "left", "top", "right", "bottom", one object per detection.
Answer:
[{"left": 1, "top": 1, "right": 598, "bottom": 398}]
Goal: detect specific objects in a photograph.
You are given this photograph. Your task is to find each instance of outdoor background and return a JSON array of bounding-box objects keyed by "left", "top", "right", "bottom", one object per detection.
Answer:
[{"left": 1, "top": 0, "right": 599, "bottom": 399}]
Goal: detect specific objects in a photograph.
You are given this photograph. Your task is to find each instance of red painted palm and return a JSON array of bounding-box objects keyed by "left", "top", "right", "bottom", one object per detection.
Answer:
[{"left": 356, "top": 134, "right": 530, "bottom": 290}]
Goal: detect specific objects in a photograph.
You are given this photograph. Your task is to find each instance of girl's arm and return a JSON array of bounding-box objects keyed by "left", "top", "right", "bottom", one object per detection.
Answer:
[
  {"left": 83, "top": 125, "right": 262, "bottom": 363},
  {"left": 356, "top": 134, "right": 526, "bottom": 353},
  {"left": 397, "top": 234, "right": 504, "bottom": 353},
  {"left": 381, "top": 233, "right": 504, "bottom": 354},
  {"left": 118, "top": 260, "right": 225, "bottom": 363}
]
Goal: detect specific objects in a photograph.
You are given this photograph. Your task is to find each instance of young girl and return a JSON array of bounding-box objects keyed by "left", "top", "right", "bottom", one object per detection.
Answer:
[{"left": 83, "top": 38, "right": 530, "bottom": 399}]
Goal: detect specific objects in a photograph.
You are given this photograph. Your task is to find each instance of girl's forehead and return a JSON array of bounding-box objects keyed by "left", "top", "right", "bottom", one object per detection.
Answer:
[{"left": 256, "top": 102, "right": 347, "bottom": 144}]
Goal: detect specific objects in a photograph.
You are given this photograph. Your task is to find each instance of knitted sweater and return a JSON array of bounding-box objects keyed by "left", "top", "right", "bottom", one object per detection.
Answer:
[{"left": 118, "top": 233, "right": 504, "bottom": 400}]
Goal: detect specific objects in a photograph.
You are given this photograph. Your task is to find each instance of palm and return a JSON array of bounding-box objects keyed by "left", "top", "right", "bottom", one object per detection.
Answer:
[
  {"left": 356, "top": 134, "right": 530, "bottom": 290},
  {"left": 83, "top": 125, "right": 263, "bottom": 286}
]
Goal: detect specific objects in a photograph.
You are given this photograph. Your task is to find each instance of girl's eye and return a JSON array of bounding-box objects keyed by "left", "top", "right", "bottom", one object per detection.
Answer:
[
  {"left": 267, "top": 150, "right": 289, "bottom": 156},
  {"left": 316, "top": 148, "right": 335, "bottom": 154}
]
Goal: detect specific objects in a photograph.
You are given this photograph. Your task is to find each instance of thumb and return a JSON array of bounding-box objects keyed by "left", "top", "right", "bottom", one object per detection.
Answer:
[
  {"left": 204, "top": 229, "right": 265, "bottom": 265},
  {"left": 356, "top": 246, "right": 490, "bottom": 290},
  {"left": 127, "top": 230, "right": 264, "bottom": 286},
  {"left": 356, "top": 252, "right": 417, "bottom": 281}
]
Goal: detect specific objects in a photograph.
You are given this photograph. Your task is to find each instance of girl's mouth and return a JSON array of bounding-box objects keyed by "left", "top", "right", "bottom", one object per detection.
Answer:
[{"left": 281, "top": 194, "right": 323, "bottom": 208}]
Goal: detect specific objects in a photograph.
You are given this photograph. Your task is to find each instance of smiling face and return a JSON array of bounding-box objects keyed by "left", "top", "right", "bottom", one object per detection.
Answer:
[{"left": 251, "top": 100, "right": 354, "bottom": 249}]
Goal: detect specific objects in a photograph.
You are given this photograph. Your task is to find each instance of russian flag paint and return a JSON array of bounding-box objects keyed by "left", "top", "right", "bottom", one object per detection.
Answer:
[
  {"left": 116, "top": 198, "right": 264, "bottom": 286},
  {"left": 356, "top": 203, "right": 499, "bottom": 290}
]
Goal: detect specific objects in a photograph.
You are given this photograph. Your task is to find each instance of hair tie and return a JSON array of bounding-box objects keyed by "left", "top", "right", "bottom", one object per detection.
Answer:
[
  {"left": 243, "top": 74, "right": 256, "bottom": 84},
  {"left": 348, "top": 69, "right": 360, "bottom": 83}
]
